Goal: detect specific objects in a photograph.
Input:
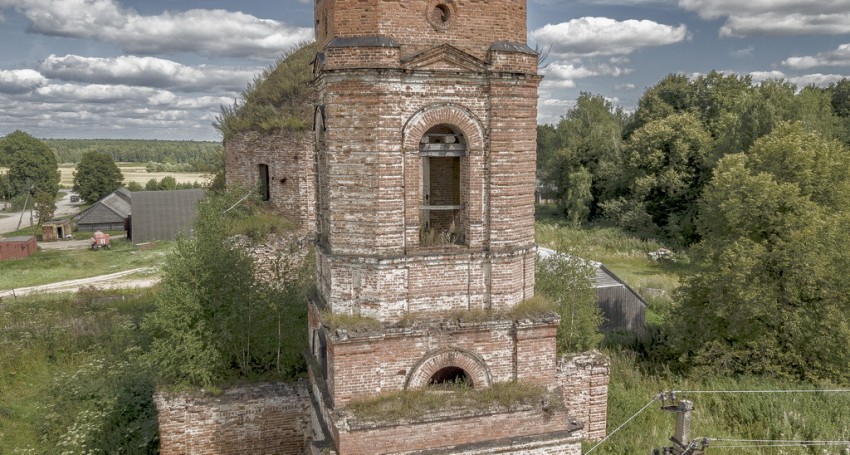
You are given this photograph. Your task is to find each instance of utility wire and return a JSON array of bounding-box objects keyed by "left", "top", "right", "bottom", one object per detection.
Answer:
[
  {"left": 583, "top": 397, "right": 658, "bottom": 455},
  {"left": 671, "top": 388, "right": 850, "bottom": 395}
]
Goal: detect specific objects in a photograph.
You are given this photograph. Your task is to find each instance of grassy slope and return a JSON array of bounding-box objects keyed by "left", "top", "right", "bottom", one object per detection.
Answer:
[{"left": 0, "top": 239, "right": 168, "bottom": 290}]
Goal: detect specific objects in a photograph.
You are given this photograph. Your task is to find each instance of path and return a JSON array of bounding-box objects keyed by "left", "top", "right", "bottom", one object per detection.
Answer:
[{"left": 0, "top": 267, "right": 160, "bottom": 299}]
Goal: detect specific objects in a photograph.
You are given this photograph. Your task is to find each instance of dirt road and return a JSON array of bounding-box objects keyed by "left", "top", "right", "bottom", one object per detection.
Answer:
[
  {"left": 0, "top": 267, "right": 160, "bottom": 299},
  {"left": 0, "top": 189, "right": 81, "bottom": 235}
]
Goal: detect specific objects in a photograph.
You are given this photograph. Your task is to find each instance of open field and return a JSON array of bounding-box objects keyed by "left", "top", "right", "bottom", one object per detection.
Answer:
[{"left": 56, "top": 164, "right": 210, "bottom": 187}]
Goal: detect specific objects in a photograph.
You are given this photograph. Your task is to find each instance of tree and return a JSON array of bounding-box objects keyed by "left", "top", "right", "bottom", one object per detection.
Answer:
[
  {"left": 158, "top": 176, "right": 177, "bottom": 190},
  {"left": 608, "top": 112, "right": 713, "bottom": 244},
  {"left": 536, "top": 236, "right": 603, "bottom": 354},
  {"left": 126, "top": 181, "right": 144, "bottom": 192},
  {"left": 544, "top": 93, "right": 626, "bottom": 222},
  {"left": 144, "top": 178, "right": 159, "bottom": 191},
  {"left": 33, "top": 191, "right": 56, "bottom": 224},
  {"left": 671, "top": 124, "right": 850, "bottom": 383},
  {"left": 145, "top": 191, "right": 308, "bottom": 387},
  {"left": 1, "top": 130, "right": 60, "bottom": 198},
  {"left": 73, "top": 151, "right": 124, "bottom": 203}
]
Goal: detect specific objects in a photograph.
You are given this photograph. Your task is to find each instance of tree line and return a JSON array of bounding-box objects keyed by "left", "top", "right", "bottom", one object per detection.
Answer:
[
  {"left": 44, "top": 138, "right": 222, "bottom": 170},
  {"left": 539, "top": 74, "right": 850, "bottom": 384}
]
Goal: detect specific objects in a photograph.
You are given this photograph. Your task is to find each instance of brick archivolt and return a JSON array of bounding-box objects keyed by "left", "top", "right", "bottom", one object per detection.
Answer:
[
  {"left": 402, "top": 103, "right": 486, "bottom": 153},
  {"left": 405, "top": 346, "right": 492, "bottom": 389}
]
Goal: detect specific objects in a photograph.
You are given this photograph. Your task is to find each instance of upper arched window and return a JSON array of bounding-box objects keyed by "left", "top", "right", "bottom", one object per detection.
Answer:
[{"left": 419, "top": 125, "right": 465, "bottom": 246}]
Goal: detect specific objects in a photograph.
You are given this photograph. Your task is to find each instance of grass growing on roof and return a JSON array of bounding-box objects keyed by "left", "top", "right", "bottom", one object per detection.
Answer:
[{"left": 345, "top": 381, "right": 553, "bottom": 425}]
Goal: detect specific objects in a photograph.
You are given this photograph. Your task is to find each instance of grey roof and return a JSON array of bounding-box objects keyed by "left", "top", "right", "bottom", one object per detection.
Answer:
[
  {"left": 327, "top": 36, "right": 400, "bottom": 48},
  {"left": 130, "top": 189, "right": 205, "bottom": 243},
  {"left": 490, "top": 41, "right": 537, "bottom": 55},
  {"left": 74, "top": 189, "right": 132, "bottom": 225},
  {"left": 2, "top": 236, "right": 35, "bottom": 242}
]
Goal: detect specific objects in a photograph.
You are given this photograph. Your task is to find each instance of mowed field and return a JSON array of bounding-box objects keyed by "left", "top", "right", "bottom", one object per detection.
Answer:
[{"left": 58, "top": 164, "right": 210, "bottom": 187}]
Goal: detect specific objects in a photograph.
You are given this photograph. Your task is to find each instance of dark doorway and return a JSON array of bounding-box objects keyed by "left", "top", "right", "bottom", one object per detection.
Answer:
[{"left": 429, "top": 366, "right": 471, "bottom": 387}]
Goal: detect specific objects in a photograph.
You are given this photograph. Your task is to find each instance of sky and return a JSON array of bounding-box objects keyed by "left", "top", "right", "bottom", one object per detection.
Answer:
[{"left": 0, "top": 0, "right": 849, "bottom": 141}]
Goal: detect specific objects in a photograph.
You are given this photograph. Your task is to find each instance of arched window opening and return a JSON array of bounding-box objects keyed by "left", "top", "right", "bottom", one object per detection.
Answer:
[
  {"left": 419, "top": 125, "right": 465, "bottom": 246},
  {"left": 429, "top": 366, "right": 472, "bottom": 388}
]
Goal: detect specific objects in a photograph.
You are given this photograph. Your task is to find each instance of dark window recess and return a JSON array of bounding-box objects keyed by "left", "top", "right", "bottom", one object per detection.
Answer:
[
  {"left": 258, "top": 164, "right": 270, "bottom": 201},
  {"left": 429, "top": 366, "right": 471, "bottom": 387},
  {"left": 420, "top": 125, "right": 465, "bottom": 246}
]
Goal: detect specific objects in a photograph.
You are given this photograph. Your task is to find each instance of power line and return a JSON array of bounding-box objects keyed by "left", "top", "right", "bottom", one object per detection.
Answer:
[
  {"left": 583, "top": 397, "right": 658, "bottom": 455},
  {"left": 671, "top": 388, "right": 850, "bottom": 395}
]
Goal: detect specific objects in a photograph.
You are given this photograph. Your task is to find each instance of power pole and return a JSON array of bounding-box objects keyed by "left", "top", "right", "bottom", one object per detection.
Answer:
[{"left": 652, "top": 393, "right": 709, "bottom": 455}]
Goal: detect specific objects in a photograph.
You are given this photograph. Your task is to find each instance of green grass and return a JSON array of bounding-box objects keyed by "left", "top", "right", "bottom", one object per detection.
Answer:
[
  {"left": 586, "top": 351, "right": 850, "bottom": 454},
  {"left": 0, "top": 291, "right": 159, "bottom": 453},
  {"left": 346, "top": 381, "right": 553, "bottom": 425},
  {"left": 0, "top": 239, "right": 169, "bottom": 290}
]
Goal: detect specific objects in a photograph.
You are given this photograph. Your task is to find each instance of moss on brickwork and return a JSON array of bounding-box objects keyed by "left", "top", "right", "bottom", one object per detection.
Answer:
[
  {"left": 320, "top": 311, "right": 384, "bottom": 333},
  {"left": 215, "top": 42, "right": 316, "bottom": 140},
  {"left": 344, "top": 381, "right": 557, "bottom": 425}
]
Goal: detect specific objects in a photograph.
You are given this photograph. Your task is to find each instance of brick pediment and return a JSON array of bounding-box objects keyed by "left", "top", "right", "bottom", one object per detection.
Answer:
[{"left": 402, "top": 44, "right": 488, "bottom": 73}]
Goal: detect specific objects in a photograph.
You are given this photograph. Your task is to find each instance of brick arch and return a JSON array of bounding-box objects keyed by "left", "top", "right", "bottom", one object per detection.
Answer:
[
  {"left": 402, "top": 104, "right": 485, "bottom": 153},
  {"left": 405, "top": 347, "right": 492, "bottom": 389}
]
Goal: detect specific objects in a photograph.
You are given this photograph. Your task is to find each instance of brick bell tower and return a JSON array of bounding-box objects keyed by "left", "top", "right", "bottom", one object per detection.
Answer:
[{"left": 306, "top": 1, "right": 585, "bottom": 453}]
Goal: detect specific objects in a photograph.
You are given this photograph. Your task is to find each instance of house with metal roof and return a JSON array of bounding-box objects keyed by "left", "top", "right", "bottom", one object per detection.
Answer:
[
  {"left": 130, "top": 189, "right": 205, "bottom": 243},
  {"left": 73, "top": 187, "right": 132, "bottom": 232}
]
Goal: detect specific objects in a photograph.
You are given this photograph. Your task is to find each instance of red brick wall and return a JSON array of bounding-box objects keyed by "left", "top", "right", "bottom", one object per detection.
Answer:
[
  {"left": 155, "top": 382, "right": 311, "bottom": 455},
  {"left": 316, "top": 0, "right": 528, "bottom": 61},
  {"left": 224, "top": 131, "right": 316, "bottom": 231},
  {"left": 333, "top": 407, "right": 574, "bottom": 455},
  {"left": 558, "top": 351, "right": 610, "bottom": 441}
]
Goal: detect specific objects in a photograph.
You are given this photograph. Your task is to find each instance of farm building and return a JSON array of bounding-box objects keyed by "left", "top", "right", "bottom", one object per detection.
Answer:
[
  {"left": 538, "top": 247, "right": 647, "bottom": 334},
  {"left": 41, "top": 219, "right": 72, "bottom": 241},
  {"left": 130, "top": 189, "right": 205, "bottom": 243},
  {"left": 74, "top": 187, "right": 132, "bottom": 232},
  {"left": 0, "top": 236, "right": 37, "bottom": 260}
]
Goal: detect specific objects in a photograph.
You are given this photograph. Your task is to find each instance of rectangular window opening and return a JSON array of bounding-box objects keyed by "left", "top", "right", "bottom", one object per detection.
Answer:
[{"left": 258, "top": 164, "right": 270, "bottom": 202}]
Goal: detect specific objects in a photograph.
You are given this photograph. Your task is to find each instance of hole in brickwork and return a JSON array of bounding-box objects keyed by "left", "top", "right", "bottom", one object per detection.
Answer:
[
  {"left": 429, "top": 366, "right": 471, "bottom": 388},
  {"left": 427, "top": 2, "right": 455, "bottom": 31},
  {"left": 431, "top": 5, "right": 450, "bottom": 25}
]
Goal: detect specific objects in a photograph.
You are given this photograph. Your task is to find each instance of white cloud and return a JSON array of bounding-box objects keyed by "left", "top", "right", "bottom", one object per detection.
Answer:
[
  {"left": 746, "top": 70, "right": 843, "bottom": 88},
  {"left": 40, "top": 54, "right": 258, "bottom": 92},
  {"left": 783, "top": 44, "right": 850, "bottom": 69},
  {"left": 615, "top": 83, "right": 636, "bottom": 90},
  {"left": 730, "top": 46, "right": 754, "bottom": 58},
  {"left": 530, "top": 17, "right": 688, "bottom": 58},
  {"left": 679, "top": 0, "right": 850, "bottom": 37},
  {"left": 541, "top": 62, "right": 633, "bottom": 89},
  {"left": 0, "top": 0, "right": 313, "bottom": 59},
  {"left": 0, "top": 69, "right": 47, "bottom": 94}
]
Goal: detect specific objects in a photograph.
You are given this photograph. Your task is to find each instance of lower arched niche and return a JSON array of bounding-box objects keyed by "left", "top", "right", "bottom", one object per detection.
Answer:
[{"left": 405, "top": 347, "right": 492, "bottom": 390}]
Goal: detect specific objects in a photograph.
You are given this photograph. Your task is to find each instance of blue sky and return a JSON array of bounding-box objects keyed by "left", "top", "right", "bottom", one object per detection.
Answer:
[{"left": 0, "top": 0, "right": 848, "bottom": 141}]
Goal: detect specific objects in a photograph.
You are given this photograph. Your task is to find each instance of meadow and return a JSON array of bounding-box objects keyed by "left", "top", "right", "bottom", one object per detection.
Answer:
[{"left": 57, "top": 164, "right": 210, "bottom": 187}]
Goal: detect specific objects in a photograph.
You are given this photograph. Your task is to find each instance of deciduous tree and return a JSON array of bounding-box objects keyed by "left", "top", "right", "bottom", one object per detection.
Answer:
[
  {"left": 73, "top": 151, "right": 124, "bottom": 203},
  {"left": 1, "top": 130, "right": 60, "bottom": 198}
]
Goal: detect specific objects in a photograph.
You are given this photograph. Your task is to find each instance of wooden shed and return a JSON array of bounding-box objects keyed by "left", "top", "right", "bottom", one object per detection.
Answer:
[
  {"left": 42, "top": 219, "right": 72, "bottom": 241},
  {"left": 0, "top": 236, "right": 37, "bottom": 260},
  {"left": 538, "top": 247, "right": 647, "bottom": 334},
  {"left": 74, "top": 188, "right": 132, "bottom": 233}
]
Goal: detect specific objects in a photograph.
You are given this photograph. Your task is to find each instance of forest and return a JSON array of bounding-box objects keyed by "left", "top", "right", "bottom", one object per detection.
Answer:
[{"left": 44, "top": 138, "right": 222, "bottom": 169}]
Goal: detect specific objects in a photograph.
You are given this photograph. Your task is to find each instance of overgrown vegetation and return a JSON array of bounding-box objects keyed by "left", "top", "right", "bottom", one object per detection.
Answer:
[
  {"left": 214, "top": 42, "right": 316, "bottom": 140},
  {"left": 0, "top": 291, "right": 159, "bottom": 453},
  {"left": 346, "top": 381, "right": 553, "bottom": 425},
  {"left": 144, "top": 190, "right": 311, "bottom": 389}
]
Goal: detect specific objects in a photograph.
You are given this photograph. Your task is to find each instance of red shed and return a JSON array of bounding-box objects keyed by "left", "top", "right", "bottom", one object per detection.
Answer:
[{"left": 0, "top": 236, "right": 37, "bottom": 260}]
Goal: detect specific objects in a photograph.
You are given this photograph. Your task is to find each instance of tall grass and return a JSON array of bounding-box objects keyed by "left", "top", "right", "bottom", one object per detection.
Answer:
[
  {"left": 0, "top": 290, "right": 159, "bottom": 453},
  {"left": 589, "top": 351, "right": 850, "bottom": 454}
]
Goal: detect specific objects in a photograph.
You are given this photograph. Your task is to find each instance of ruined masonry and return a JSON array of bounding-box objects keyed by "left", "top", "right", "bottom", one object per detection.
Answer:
[{"left": 159, "top": 1, "right": 609, "bottom": 454}]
